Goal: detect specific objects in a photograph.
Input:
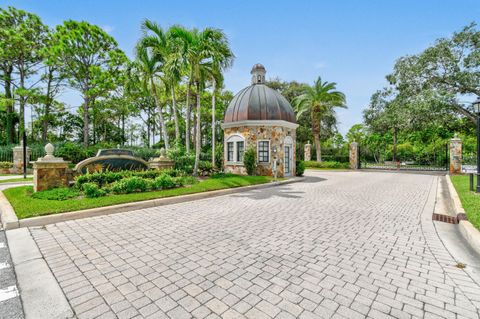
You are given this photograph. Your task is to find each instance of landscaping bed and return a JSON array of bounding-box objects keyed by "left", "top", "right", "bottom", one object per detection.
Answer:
[
  {"left": 450, "top": 175, "right": 480, "bottom": 230},
  {"left": 3, "top": 173, "right": 273, "bottom": 219}
]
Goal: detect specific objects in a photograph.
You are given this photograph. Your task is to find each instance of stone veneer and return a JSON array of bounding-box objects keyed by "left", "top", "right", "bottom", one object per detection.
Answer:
[
  {"left": 33, "top": 161, "right": 70, "bottom": 192},
  {"left": 349, "top": 142, "right": 359, "bottom": 170},
  {"left": 449, "top": 137, "right": 462, "bottom": 174},
  {"left": 224, "top": 125, "right": 296, "bottom": 177}
]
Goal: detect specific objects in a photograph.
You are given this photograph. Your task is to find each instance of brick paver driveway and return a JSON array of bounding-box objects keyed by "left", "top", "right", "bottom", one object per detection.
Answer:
[{"left": 30, "top": 171, "right": 480, "bottom": 319}]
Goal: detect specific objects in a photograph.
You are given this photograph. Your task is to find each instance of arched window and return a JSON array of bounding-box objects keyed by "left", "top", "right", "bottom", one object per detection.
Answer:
[{"left": 225, "top": 135, "right": 245, "bottom": 163}]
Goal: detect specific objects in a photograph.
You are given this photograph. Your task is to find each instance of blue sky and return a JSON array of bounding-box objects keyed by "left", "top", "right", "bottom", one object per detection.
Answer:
[{"left": 5, "top": 0, "right": 480, "bottom": 134}]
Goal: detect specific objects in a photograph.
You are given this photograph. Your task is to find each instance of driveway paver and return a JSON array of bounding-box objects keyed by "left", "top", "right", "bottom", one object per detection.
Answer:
[{"left": 29, "top": 171, "right": 480, "bottom": 318}]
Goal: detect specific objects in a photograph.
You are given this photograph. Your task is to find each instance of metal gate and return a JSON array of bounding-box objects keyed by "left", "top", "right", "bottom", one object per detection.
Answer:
[{"left": 359, "top": 143, "right": 449, "bottom": 171}]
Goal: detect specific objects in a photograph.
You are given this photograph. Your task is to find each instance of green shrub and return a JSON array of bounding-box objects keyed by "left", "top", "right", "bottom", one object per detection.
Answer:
[
  {"left": 152, "top": 174, "right": 176, "bottom": 190},
  {"left": 32, "top": 187, "right": 80, "bottom": 201},
  {"left": 82, "top": 183, "right": 106, "bottom": 198},
  {"left": 0, "top": 161, "right": 13, "bottom": 169},
  {"left": 199, "top": 161, "right": 214, "bottom": 174},
  {"left": 167, "top": 146, "right": 195, "bottom": 173},
  {"left": 75, "top": 171, "right": 125, "bottom": 189},
  {"left": 244, "top": 147, "right": 256, "bottom": 176},
  {"left": 55, "top": 141, "right": 88, "bottom": 163},
  {"left": 110, "top": 176, "right": 149, "bottom": 194},
  {"left": 74, "top": 169, "right": 185, "bottom": 190},
  {"left": 304, "top": 161, "right": 349, "bottom": 169},
  {"left": 296, "top": 160, "right": 305, "bottom": 176}
]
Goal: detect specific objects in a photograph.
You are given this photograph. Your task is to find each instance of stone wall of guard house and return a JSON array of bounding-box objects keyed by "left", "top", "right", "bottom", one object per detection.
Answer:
[{"left": 224, "top": 125, "right": 296, "bottom": 177}]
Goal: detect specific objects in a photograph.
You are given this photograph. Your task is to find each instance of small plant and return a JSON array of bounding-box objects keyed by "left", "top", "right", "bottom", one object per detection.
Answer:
[
  {"left": 82, "top": 183, "right": 106, "bottom": 198},
  {"left": 296, "top": 160, "right": 305, "bottom": 176},
  {"left": 32, "top": 187, "right": 80, "bottom": 201},
  {"left": 244, "top": 147, "right": 257, "bottom": 176}
]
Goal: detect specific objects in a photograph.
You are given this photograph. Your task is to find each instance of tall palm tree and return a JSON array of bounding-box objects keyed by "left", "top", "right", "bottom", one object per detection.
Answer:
[
  {"left": 295, "top": 77, "right": 346, "bottom": 162},
  {"left": 138, "top": 20, "right": 170, "bottom": 149},
  {"left": 168, "top": 25, "right": 194, "bottom": 153},
  {"left": 170, "top": 27, "right": 232, "bottom": 175},
  {"left": 208, "top": 31, "right": 234, "bottom": 168}
]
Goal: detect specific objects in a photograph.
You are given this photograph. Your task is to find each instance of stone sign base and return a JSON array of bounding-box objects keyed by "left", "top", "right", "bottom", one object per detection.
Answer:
[
  {"left": 33, "top": 162, "right": 70, "bottom": 192},
  {"left": 149, "top": 161, "right": 175, "bottom": 170}
]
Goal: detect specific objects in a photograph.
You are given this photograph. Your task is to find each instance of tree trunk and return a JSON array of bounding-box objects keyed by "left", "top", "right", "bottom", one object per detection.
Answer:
[
  {"left": 18, "top": 64, "right": 26, "bottom": 136},
  {"left": 121, "top": 113, "right": 125, "bottom": 146},
  {"left": 193, "top": 82, "right": 202, "bottom": 176},
  {"left": 42, "top": 69, "right": 53, "bottom": 143},
  {"left": 83, "top": 96, "right": 90, "bottom": 147},
  {"left": 211, "top": 79, "right": 216, "bottom": 168},
  {"left": 185, "top": 80, "right": 192, "bottom": 153},
  {"left": 3, "top": 65, "right": 15, "bottom": 144},
  {"left": 392, "top": 127, "right": 398, "bottom": 162},
  {"left": 312, "top": 111, "right": 322, "bottom": 162},
  {"left": 171, "top": 85, "right": 180, "bottom": 144},
  {"left": 150, "top": 78, "right": 169, "bottom": 149},
  {"left": 146, "top": 106, "right": 151, "bottom": 147}
]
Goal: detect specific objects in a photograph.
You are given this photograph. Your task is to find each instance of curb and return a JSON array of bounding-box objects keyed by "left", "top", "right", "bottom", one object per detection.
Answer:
[
  {"left": 2, "top": 177, "right": 304, "bottom": 230},
  {"left": 0, "top": 191, "right": 19, "bottom": 229},
  {"left": 6, "top": 228, "right": 74, "bottom": 319},
  {"left": 445, "top": 175, "right": 480, "bottom": 254}
]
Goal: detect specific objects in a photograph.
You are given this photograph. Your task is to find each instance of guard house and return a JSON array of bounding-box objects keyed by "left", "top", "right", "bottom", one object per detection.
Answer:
[{"left": 221, "top": 63, "right": 298, "bottom": 177}]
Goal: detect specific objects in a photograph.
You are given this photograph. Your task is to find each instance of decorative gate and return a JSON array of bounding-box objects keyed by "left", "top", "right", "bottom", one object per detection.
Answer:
[{"left": 359, "top": 143, "right": 449, "bottom": 171}]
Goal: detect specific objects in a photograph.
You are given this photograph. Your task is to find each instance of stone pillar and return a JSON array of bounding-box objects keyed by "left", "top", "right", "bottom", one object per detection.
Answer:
[
  {"left": 33, "top": 143, "right": 70, "bottom": 192},
  {"left": 12, "top": 142, "right": 31, "bottom": 172},
  {"left": 304, "top": 142, "right": 312, "bottom": 162},
  {"left": 149, "top": 148, "right": 175, "bottom": 171},
  {"left": 449, "top": 137, "right": 462, "bottom": 174},
  {"left": 349, "top": 142, "right": 359, "bottom": 170}
]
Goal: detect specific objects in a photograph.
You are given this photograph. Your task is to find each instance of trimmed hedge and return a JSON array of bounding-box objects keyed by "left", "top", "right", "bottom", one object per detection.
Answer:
[{"left": 304, "top": 161, "right": 349, "bottom": 169}]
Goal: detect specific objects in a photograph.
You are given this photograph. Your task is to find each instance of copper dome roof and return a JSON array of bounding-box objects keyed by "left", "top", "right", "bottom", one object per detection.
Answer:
[{"left": 224, "top": 64, "right": 296, "bottom": 124}]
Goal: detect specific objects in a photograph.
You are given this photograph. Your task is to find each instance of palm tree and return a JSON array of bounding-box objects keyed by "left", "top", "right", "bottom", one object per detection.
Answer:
[
  {"left": 138, "top": 20, "right": 170, "bottom": 149},
  {"left": 208, "top": 31, "right": 234, "bottom": 168},
  {"left": 168, "top": 25, "right": 194, "bottom": 153},
  {"left": 295, "top": 77, "right": 346, "bottom": 162},
  {"left": 170, "top": 27, "right": 219, "bottom": 175}
]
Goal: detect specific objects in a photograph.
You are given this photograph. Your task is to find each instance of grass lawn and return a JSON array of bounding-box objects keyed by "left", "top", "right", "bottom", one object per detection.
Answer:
[
  {"left": 450, "top": 175, "right": 480, "bottom": 230},
  {"left": 3, "top": 175, "right": 272, "bottom": 219},
  {"left": 0, "top": 177, "right": 33, "bottom": 184}
]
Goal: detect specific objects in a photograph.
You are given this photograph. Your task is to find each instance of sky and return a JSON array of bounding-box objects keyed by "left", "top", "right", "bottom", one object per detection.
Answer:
[{"left": 4, "top": 0, "right": 480, "bottom": 135}]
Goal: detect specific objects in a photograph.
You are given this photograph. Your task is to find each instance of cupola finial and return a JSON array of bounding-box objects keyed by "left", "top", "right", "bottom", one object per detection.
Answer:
[{"left": 251, "top": 63, "right": 266, "bottom": 84}]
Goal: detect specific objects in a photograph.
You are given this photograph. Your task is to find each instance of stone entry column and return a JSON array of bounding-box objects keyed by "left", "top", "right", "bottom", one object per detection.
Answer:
[
  {"left": 12, "top": 142, "right": 31, "bottom": 173},
  {"left": 33, "top": 143, "right": 70, "bottom": 192},
  {"left": 304, "top": 141, "right": 312, "bottom": 161},
  {"left": 449, "top": 136, "right": 462, "bottom": 174},
  {"left": 349, "top": 142, "right": 359, "bottom": 170}
]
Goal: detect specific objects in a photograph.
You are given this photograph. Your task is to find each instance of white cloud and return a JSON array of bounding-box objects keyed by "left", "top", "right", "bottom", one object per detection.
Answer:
[
  {"left": 102, "top": 25, "right": 115, "bottom": 34},
  {"left": 314, "top": 62, "right": 326, "bottom": 69}
]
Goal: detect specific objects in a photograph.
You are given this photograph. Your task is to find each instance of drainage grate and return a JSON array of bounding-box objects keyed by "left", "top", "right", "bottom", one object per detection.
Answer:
[{"left": 432, "top": 213, "right": 459, "bottom": 224}]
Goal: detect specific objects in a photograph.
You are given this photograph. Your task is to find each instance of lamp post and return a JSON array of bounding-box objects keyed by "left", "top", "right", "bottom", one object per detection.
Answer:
[{"left": 474, "top": 97, "right": 480, "bottom": 192}]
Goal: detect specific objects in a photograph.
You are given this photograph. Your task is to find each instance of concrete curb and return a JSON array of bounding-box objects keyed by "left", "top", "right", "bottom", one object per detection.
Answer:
[
  {"left": 0, "top": 181, "right": 32, "bottom": 186},
  {"left": 6, "top": 228, "right": 74, "bottom": 319},
  {"left": 0, "top": 191, "right": 19, "bottom": 229},
  {"left": 2, "top": 177, "right": 304, "bottom": 230},
  {"left": 445, "top": 175, "right": 480, "bottom": 254}
]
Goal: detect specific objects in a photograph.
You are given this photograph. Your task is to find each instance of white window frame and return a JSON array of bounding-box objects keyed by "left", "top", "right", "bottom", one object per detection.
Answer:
[
  {"left": 225, "top": 134, "right": 245, "bottom": 165},
  {"left": 257, "top": 140, "right": 270, "bottom": 164}
]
